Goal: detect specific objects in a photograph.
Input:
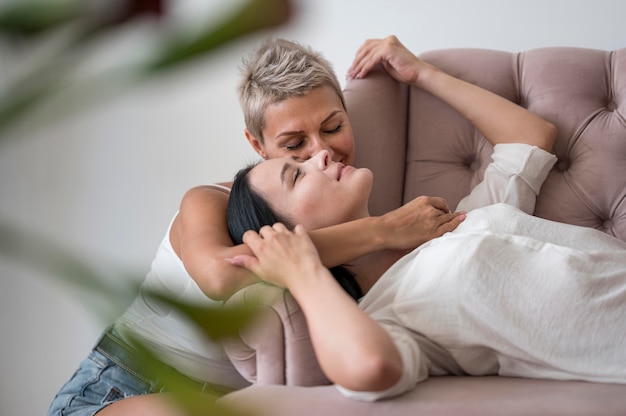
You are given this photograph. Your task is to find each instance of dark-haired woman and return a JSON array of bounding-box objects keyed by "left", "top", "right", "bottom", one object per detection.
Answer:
[
  {"left": 225, "top": 43, "right": 626, "bottom": 400},
  {"left": 226, "top": 146, "right": 626, "bottom": 401}
]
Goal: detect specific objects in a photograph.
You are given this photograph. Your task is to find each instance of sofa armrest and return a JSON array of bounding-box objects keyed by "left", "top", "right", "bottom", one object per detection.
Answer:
[
  {"left": 222, "top": 283, "right": 330, "bottom": 386},
  {"left": 346, "top": 64, "right": 409, "bottom": 216}
]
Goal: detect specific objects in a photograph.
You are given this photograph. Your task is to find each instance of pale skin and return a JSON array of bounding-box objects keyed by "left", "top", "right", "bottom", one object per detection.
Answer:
[
  {"left": 230, "top": 36, "right": 557, "bottom": 393},
  {"left": 96, "top": 37, "right": 465, "bottom": 415}
]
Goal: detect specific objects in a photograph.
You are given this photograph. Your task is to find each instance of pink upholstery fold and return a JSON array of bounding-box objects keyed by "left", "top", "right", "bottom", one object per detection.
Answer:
[{"left": 223, "top": 283, "right": 329, "bottom": 386}]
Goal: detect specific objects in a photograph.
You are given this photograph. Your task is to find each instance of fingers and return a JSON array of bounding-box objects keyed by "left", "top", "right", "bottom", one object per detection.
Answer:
[
  {"left": 234, "top": 223, "right": 293, "bottom": 274},
  {"left": 436, "top": 212, "right": 466, "bottom": 235},
  {"left": 230, "top": 223, "right": 315, "bottom": 290},
  {"left": 226, "top": 254, "right": 258, "bottom": 270},
  {"left": 348, "top": 35, "right": 408, "bottom": 80},
  {"left": 427, "top": 196, "right": 451, "bottom": 214},
  {"left": 271, "top": 222, "right": 289, "bottom": 232},
  {"left": 349, "top": 36, "right": 395, "bottom": 79},
  {"left": 241, "top": 223, "right": 304, "bottom": 252},
  {"left": 248, "top": 223, "right": 289, "bottom": 240},
  {"left": 348, "top": 39, "right": 378, "bottom": 79},
  {"left": 293, "top": 223, "right": 307, "bottom": 235}
]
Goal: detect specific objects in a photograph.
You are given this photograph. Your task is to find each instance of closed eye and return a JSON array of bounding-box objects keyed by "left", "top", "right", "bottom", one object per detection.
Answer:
[
  {"left": 285, "top": 139, "right": 304, "bottom": 150},
  {"left": 324, "top": 122, "right": 342, "bottom": 134},
  {"left": 293, "top": 168, "right": 302, "bottom": 185}
]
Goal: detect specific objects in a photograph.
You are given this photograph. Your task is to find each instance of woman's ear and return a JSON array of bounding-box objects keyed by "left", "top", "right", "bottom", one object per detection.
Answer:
[{"left": 245, "top": 129, "right": 268, "bottom": 159}]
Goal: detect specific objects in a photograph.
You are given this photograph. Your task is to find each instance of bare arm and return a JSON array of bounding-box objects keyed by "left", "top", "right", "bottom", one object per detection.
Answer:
[
  {"left": 171, "top": 185, "right": 260, "bottom": 301},
  {"left": 231, "top": 224, "right": 403, "bottom": 392},
  {"left": 172, "top": 186, "right": 463, "bottom": 301},
  {"left": 310, "top": 195, "right": 464, "bottom": 266},
  {"left": 349, "top": 36, "right": 557, "bottom": 152}
]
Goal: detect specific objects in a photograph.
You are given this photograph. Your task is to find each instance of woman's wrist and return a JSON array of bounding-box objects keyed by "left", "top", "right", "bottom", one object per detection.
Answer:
[
  {"left": 369, "top": 215, "right": 396, "bottom": 251},
  {"left": 414, "top": 63, "right": 444, "bottom": 92},
  {"left": 309, "top": 216, "right": 388, "bottom": 266}
]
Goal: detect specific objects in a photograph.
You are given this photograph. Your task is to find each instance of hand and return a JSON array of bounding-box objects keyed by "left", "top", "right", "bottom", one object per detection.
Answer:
[
  {"left": 348, "top": 35, "right": 433, "bottom": 86},
  {"left": 228, "top": 223, "right": 324, "bottom": 289},
  {"left": 380, "top": 196, "right": 465, "bottom": 250}
]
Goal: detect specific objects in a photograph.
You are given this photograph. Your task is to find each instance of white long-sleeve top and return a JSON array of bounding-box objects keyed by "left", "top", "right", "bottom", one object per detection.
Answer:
[{"left": 339, "top": 144, "right": 626, "bottom": 401}]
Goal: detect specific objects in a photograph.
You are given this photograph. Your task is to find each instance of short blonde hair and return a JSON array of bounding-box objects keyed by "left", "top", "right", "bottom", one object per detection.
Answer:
[{"left": 238, "top": 38, "right": 345, "bottom": 143}]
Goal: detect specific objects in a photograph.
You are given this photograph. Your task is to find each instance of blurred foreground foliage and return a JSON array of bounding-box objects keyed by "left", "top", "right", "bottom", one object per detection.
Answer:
[
  {"left": 0, "top": 0, "right": 293, "bottom": 414},
  {"left": 0, "top": 0, "right": 292, "bottom": 134}
]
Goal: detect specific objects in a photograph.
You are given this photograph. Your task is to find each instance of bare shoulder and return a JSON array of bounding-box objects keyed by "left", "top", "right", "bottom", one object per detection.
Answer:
[
  {"left": 176, "top": 183, "right": 233, "bottom": 228},
  {"left": 171, "top": 184, "right": 233, "bottom": 256},
  {"left": 181, "top": 183, "right": 232, "bottom": 206}
]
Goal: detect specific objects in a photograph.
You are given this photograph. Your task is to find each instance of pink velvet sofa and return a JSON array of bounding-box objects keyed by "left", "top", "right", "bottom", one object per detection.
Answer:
[{"left": 219, "top": 46, "right": 626, "bottom": 415}]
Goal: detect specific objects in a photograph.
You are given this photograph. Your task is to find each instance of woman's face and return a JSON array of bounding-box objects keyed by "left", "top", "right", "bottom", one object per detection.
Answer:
[
  {"left": 248, "top": 150, "right": 372, "bottom": 230},
  {"left": 246, "top": 86, "right": 355, "bottom": 166}
]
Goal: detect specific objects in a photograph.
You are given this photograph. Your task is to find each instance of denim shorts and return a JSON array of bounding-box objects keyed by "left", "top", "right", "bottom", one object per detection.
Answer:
[
  {"left": 46, "top": 347, "right": 157, "bottom": 416},
  {"left": 47, "top": 328, "right": 236, "bottom": 416}
]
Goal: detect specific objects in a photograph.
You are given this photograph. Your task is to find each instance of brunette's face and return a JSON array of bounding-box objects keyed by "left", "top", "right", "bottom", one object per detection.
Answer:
[
  {"left": 249, "top": 86, "right": 355, "bottom": 166},
  {"left": 248, "top": 150, "right": 372, "bottom": 230}
]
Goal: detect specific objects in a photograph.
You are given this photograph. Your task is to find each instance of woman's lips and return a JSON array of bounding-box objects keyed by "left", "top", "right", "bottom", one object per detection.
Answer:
[
  {"left": 337, "top": 163, "right": 352, "bottom": 180},
  {"left": 337, "top": 163, "right": 345, "bottom": 180}
]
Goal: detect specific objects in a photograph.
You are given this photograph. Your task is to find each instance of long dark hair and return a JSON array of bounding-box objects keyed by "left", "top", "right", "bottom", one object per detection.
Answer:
[{"left": 227, "top": 163, "right": 363, "bottom": 301}]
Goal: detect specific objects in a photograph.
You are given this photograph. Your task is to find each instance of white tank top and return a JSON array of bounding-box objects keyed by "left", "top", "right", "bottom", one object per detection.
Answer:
[{"left": 114, "top": 184, "right": 249, "bottom": 389}]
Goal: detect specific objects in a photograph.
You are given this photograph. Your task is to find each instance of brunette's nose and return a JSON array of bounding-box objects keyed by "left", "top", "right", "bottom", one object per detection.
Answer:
[{"left": 312, "top": 149, "right": 330, "bottom": 170}]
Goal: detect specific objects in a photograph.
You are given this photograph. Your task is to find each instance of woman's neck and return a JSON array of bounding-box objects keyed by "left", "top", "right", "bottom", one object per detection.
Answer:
[{"left": 348, "top": 248, "right": 407, "bottom": 294}]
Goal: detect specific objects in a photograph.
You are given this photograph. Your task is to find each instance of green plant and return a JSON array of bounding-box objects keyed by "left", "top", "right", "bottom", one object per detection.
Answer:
[
  {"left": 0, "top": 0, "right": 292, "bottom": 414},
  {"left": 0, "top": 0, "right": 292, "bottom": 134}
]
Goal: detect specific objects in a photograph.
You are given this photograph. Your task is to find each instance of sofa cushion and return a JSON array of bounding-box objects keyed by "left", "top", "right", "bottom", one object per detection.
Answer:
[
  {"left": 350, "top": 47, "right": 626, "bottom": 241},
  {"left": 220, "top": 376, "right": 626, "bottom": 416}
]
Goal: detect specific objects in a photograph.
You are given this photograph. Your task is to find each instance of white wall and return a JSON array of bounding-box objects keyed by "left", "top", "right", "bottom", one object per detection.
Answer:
[{"left": 1, "top": 0, "right": 624, "bottom": 414}]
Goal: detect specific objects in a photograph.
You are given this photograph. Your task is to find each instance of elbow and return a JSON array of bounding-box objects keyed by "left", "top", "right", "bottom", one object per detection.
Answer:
[
  {"left": 201, "top": 279, "right": 231, "bottom": 301},
  {"left": 341, "top": 352, "right": 403, "bottom": 392},
  {"left": 195, "top": 260, "right": 241, "bottom": 301},
  {"left": 365, "top": 355, "right": 403, "bottom": 391}
]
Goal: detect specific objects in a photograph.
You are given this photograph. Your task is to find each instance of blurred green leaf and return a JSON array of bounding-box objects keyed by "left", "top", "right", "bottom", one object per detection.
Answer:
[
  {"left": 0, "top": 219, "right": 124, "bottom": 295},
  {"left": 126, "top": 336, "right": 249, "bottom": 415},
  {"left": 0, "top": 219, "right": 259, "bottom": 415},
  {"left": 146, "top": 0, "right": 292, "bottom": 72},
  {"left": 0, "top": 1, "right": 293, "bottom": 412},
  {"left": 0, "top": 0, "right": 85, "bottom": 36},
  {"left": 0, "top": 0, "right": 293, "bottom": 135},
  {"left": 146, "top": 289, "right": 261, "bottom": 341},
  {"left": 0, "top": 0, "right": 164, "bottom": 37},
  {"left": 0, "top": 219, "right": 138, "bottom": 318},
  {"left": 0, "top": 219, "right": 260, "bottom": 340},
  {"left": 0, "top": 73, "right": 66, "bottom": 137}
]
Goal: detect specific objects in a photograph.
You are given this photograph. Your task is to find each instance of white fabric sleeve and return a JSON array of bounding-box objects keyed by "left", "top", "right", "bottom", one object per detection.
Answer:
[
  {"left": 335, "top": 324, "right": 429, "bottom": 401},
  {"left": 455, "top": 143, "right": 557, "bottom": 214}
]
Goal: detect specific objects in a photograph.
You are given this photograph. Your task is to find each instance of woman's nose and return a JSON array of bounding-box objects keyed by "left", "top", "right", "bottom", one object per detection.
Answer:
[
  {"left": 308, "top": 137, "right": 335, "bottom": 161},
  {"left": 311, "top": 149, "right": 330, "bottom": 169}
]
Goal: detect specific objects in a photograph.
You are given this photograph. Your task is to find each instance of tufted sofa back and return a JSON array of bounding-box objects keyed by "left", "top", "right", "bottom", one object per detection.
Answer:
[
  {"left": 223, "top": 47, "right": 626, "bottom": 388},
  {"left": 345, "top": 47, "right": 626, "bottom": 242}
]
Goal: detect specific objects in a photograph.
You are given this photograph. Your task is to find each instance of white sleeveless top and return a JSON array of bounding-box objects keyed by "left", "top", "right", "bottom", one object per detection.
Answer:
[{"left": 114, "top": 184, "right": 249, "bottom": 389}]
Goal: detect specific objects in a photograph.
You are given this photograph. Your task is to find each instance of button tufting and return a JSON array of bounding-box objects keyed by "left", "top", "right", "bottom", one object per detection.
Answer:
[
  {"left": 556, "top": 159, "right": 570, "bottom": 171},
  {"left": 607, "top": 101, "right": 617, "bottom": 111},
  {"left": 464, "top": 157, "right": 479, "bottom": 171}
]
